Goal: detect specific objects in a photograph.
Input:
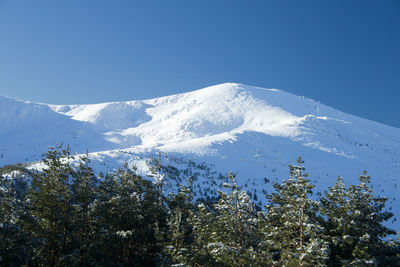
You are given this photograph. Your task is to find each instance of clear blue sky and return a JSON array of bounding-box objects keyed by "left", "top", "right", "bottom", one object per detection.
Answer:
[{"left": 0, "top": 0, "right": 399, "bottom": 127}]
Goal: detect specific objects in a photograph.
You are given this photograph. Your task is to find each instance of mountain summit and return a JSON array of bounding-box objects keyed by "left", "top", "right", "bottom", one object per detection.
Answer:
[{"left": 1, "top": 83, "right": 399, "bottom": 226}]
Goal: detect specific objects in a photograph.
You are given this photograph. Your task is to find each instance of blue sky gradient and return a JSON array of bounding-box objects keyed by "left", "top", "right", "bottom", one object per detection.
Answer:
[{"left": 0, "top": 0, "right": 399, "bottom": 127}]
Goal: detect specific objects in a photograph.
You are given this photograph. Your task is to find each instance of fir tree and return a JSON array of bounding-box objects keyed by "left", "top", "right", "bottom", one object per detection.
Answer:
[
  {"left": 165, "top": 179, "right": 195, "bottom": 265},
  {"left": 0, "top": 171, "right": 31, "bottom": 266},
  {"left": 321, "top": 172, "right": 396, "bottom": 266},
  {"left": 263, "top": 157, "right": 329, "bottom": 266},
  {"left": 209, "top": 173, "right": 260, "bottom": 266},
  {"left": 94, "top": 163, "right": 167, "bottom": 266},
  {"left": 187, "top": 173, "right": 261, "bottom": 266},
  {"left": 320, "top": 176, "right": 349, "bottom": 266},
  {"left": 186, "top": 201, "right": 220, "bottom": 266},
  {"left": 23, "top": 145, "right": 75, "bottom": 266},
  {"left": 70, "top": 153, "right": 98, "bottom": 265}
]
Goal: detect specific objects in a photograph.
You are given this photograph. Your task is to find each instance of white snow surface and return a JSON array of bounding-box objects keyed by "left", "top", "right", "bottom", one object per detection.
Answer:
[{"left": 1, "top": 83, "right": 400, "bottom": 228}]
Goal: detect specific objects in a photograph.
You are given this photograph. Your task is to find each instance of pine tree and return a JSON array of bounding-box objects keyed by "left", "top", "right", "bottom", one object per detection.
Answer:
[
  {"left": 321, "top": 172, "right": 396, "bottom": 266},
  {"left": 186, "top": 201, "right": 220, "bottom": 266},
  {"left": 23, "top": 145, "right": 75, "bottom": 266},
  {"left": 94, "top": 163, "right": 167, "bottom": 265},
  {"left": 91, "top": 171, "right": 120, "bottom": 265},
  {"left": 264, "top": 157, "right": 329, "bottom": 266},
  {"left": 0, "top": 171, "right": 31, "bottom": 265},
  {"left": 165, "top": 179, "right": 195, "bottom": 265},
  {"left": 187, "top": 173, "right": 261, "bottom": 266},
  {"left": 320, "top": 176, "right": 349, "bottom": 266},
  {"left": 70, "top": 153, "right": 98, "bottom": 265}
]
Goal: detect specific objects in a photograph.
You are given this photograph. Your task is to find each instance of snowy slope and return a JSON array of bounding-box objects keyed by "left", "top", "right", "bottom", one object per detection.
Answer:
[{"left": 1, "top": 83, "right": 399, "bottom": 228}]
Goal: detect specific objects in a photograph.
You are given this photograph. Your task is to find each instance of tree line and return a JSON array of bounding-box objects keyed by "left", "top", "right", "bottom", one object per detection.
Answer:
[{"left": 0, "top": 145, "right": 399, "bottom": 266}]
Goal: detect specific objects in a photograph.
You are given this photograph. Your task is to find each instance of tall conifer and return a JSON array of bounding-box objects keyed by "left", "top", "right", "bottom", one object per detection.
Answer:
[
  {"left": 264, "top": 157, "right": 329, "bottom": 266},
  {"left": 24, "top": 145, "right": 75, "bottom": 266},
  {"left": 321, "top": 172, "right": 396, "bottom": 266}
]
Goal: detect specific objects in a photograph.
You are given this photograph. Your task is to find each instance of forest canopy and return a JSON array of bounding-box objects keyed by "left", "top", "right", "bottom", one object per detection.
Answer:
[{"left": 0, "top": 145, "right": 399, "bottom": 266}]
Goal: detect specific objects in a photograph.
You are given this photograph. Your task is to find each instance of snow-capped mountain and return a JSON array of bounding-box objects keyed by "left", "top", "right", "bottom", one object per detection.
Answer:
[{"left": 1, "top": 83, "right": 399, "bottom": 227}]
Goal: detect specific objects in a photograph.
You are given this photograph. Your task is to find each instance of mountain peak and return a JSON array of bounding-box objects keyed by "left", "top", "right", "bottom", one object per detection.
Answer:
[{"left": 1, "top": 83, "right": 400, "bottom": 229}]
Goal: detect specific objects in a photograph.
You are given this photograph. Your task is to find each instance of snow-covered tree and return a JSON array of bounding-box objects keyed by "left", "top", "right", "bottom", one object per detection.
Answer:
[
  {"left": 94, "top": 163, "right": 167, "bottom": 265},
  {"left": 188, "top": 172, "right": 261, "bottom": 266},
  {"left": 0, "top": 167, "right": 31, "bottom": 265},
  {"left": 70, "top": 153, "right": 98, "bottom": 265},
  {"left": 321, "top": 172, "right": 396, "bottom": 266},
  {"left": 23, "top": 145, "right": 75, "bottom": 266},
  {"left": 165, "top": 179, "right": 195, "bottom": 265},
  {"left": 263, "top": 157, "right": 329, "bottom": 266}
]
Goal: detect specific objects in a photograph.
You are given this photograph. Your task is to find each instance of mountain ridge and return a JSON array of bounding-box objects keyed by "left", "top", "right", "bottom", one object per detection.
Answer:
[{"left": 1, "top": 83, "right": 399, "bottom": 228}]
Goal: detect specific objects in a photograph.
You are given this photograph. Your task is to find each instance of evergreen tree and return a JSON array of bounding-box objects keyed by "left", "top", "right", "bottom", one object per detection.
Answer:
[
  {"left": 320, "top": 176, "right": 349, "bottom": 266},
  {"left": 263, "top": 157, "right": 329, "bottom": 266},
  {"left": 166, "top": 179, "right": 195, "bottom": 265},
  {"left": 23, "top": 145, "right": 75, "bottom": 266},
  {"left": 186, "top": 201, "right": 220, "bottom": 266},
  {"left": 94, "top": 164, "right": 167, "bottom": 266},
  {"left": 209, "top": 173, "right": 260, "bottom": 266},
  {"left": 0, "top": 171, "right": 31, "bottom": 266},
  {"left": 70, "top": 153, "right": 98, "bottom": 265},
  {"left": 321, "top": 172, "right": 396, "bottom": 266},
  {"left": 187, "top": 173, "right": 261, "bottom": 266}
]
